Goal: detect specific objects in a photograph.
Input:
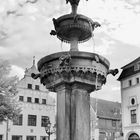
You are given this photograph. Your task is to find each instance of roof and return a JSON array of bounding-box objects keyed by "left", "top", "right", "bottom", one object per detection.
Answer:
[
  {"left": 90, "top": 98, "right": 121, "bottom": 120},
  {"left": 121, "top": 57, "right": 140, "bottom": 69},
  {"left": 118, "top": 57, "right": 140, "bottom": 81}
]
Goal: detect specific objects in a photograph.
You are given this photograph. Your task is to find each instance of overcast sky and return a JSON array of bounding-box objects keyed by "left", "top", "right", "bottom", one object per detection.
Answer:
[{"left": 0, "top": 0, "right": 140, "bottom": 102}]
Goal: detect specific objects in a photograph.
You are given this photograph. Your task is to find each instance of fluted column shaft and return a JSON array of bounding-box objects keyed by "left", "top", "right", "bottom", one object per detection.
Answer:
[{"left": 56, "top": 83, "right": 90, "bottom": 140}]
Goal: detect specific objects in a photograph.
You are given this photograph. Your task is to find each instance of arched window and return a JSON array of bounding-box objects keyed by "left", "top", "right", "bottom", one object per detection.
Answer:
[{"left": 128, "top": 133, "right": 140, "bottom": 140}]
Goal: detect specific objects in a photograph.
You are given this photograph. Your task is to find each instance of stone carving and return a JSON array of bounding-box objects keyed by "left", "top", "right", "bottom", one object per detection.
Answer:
[
  {"left": 66, "top": 0, "right": 80, "bottom": 5},
  {"left": 37, "top": 65, "right": 107, "bottom": 90},
  {"left": 59, "top": 53, "right": 71, "bottom": 66},
  {"left": 31, "top": 73, "right": 41, "bottom": 79},
  {"left": 66, "top": 0, "right": 88, "bottom": 5},
  {"left": 95, "top": 55, "right": 99, "bottom": 63},
  {"left": 50, "top": 18, "right": 58, "bottom": 36},
  {"left": 73, "top": 15, "right": 79, "bottom": 23},
  {"left": 41, "top": 63, "right": 53, "bottom": 72},
  {"left": 40, "top": 65, "right": 106, "bottom": 78},
  {"left": 92, "top": 21, "right": 101, "bottom": 29},
  {"left": 107, "top": 69, "right": 119, "bottom": 76},
  {"left": 50, "top": 30, "right": 56, "bottom": 36}
]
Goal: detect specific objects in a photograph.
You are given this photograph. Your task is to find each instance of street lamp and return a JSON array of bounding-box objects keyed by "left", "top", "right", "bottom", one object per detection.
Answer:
[{"left": 44, "top": 120, "right": 55, "bottom": 140}]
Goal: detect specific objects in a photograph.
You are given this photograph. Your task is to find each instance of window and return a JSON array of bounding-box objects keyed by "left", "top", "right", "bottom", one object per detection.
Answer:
[
  {"left": 13, "top": 115, "right": 23, "bottom": 125},
  {"left": 28, "top": 115, "right": 37, "bottom": 126},
  {"left": 12, "top": 136, "right": 22, "bottom": 140},
  {"left": 41, "top": 116, "right": 50, "bottom": 127},
  {"left": 112, "top": 120, "right": 116, "bottom": 127},
  {"left": 134, "top": 62, "right": 140, "bottom": 71},
  {"left": 131, "top": 109, "right": 137, "bottom": 124},
  {"left": 136, "top": 78, "right": 139, "bottom": 84},
  {"left": 40, "top": 136, "right": 48, "bottom": 140},
  {"left": 35, "top": 98, "right": 39, "bottom": 103},
  {"left": 19, "top": 96, "right": 24, "bottom": 101},
  {"left": 27, "top": 97, "right": 32, "bottom": 103},
  {"left": 0, "top": 135, "right": 3, "bottom": 140},
  {"left": 26, "top": 136, "right": 36, "bottom": 140},
  {"left": 112, "top": 132, "right": 115, "bottom": 137},
  {"left": 42, "top": 99, "right": 46, "bottom": 104},
  {"left": 35, "top": 85, "right": 39, "bottom": 90},
  {"left": 129, "top": 133, "right": 139, "bottom": 140},
  {"left": 28, "top": 84, "right": 32, "bottom": 89},
  {"left": 129, "top": 80, "right": 132, "bottom": 86}
]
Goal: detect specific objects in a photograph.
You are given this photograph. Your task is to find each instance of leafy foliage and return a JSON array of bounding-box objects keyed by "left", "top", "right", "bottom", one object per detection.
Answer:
[{"left": 0, "top": 59, "right": 21, "bottom": 122}]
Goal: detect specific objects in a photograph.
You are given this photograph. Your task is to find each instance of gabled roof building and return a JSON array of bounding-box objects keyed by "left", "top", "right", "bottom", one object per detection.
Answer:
[
  {"left": 90, "top": 98, "right": 122, "bottom": 140},
  {"left": 118, "top": 57, "right": 140, "bottom": 140},
  {"left": 0, "top": 58, "right": 56, "bottom": 140}
]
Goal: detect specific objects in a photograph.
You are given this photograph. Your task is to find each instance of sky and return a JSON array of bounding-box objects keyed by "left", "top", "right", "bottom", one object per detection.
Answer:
[{"left": 0, "top": 0, "right": 140, "bottom": 102}]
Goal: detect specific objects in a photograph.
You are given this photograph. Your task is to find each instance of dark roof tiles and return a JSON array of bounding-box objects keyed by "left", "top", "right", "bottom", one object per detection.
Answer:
[
  {"left": 90, "top": 98, "right": 121, "bottom": 120},
  {"left": 118, "top": 57, "right": 140, "bottom": 81}
]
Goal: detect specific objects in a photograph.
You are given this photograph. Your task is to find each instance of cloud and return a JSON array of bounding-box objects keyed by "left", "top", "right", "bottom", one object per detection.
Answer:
[
  {"left": 10, "top": 65, "right": 25, "bottom": 79},
  {"left": 78, "top": 0, "right": 140, "bottom": 47},
  {"left": 91, "top": 77, "right": 121, "bottom": 102},
  {"left": 95, "top": 37, "right": 115, "bottom": 56},
  {"left": 0, "top": 0, "right": 71, "bottom": 68}
]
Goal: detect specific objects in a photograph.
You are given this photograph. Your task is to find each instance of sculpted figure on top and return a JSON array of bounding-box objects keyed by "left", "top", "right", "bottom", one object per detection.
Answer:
[
  {"left": 66, "top": 0, "right": 88, "bottom": 15},
  {"left": 66, "top": 0, "right": 80, "bottom": 5},
  {"left": 66, "top": 0, "right": 88, "bottom": 5}
]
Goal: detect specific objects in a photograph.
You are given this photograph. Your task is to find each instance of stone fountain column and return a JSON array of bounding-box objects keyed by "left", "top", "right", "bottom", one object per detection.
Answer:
[
  {"left": 56, "top": 83, "right": 91, "bottom": 140},
  {"left": 35, "top": 51, "right": 110, "bottom": 140},
  {"left": 32, "top": 1, "right": 118, "bottom": 140}
]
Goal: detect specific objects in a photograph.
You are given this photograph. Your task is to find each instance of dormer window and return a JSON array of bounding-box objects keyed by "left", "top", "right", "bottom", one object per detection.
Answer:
[
  {"left": 28, "top": 84, "right": 32, "bottom": 89},
  {"left": 134, "top": 62, "right": 140, "bottom": 71}
]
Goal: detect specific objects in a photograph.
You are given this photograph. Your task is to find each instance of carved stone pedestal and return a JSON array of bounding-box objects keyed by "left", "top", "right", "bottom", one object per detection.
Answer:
[{"left": 36, "top": 51, "right": 110, "bottom": 140}]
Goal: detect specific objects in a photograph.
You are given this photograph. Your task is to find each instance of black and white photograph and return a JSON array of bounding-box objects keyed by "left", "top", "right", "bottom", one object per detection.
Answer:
[{"left": 0, "top": 0, "right": 140, "bottom": 140}]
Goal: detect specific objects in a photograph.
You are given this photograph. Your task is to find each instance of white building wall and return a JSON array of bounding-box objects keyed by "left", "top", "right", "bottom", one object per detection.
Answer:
[
  {"left": 121, "top": 73, "right": 140, "bottom": 140},
  {"left": 0, "top": 65, "right": 56, "bottom": 140},
  {"left": 94, "top": 129, "right": 99, "bottom": 140}
]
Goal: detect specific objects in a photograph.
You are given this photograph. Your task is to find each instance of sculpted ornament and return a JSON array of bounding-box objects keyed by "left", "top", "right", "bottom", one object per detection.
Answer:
[
  {"left": 66, "top": 0, "right": 80, "bottom": 5},
  {"left": 107, "top": 69, "right": 118, "bottom": 76},
  {"left": 59, "top": 53, "right": 71, "bottom": 66}
]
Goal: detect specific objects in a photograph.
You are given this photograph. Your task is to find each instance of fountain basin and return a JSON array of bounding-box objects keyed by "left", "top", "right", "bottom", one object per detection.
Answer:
[
  {"left": 38, "top": 51, "right": 110, "bottom": 92},
  {"left": 52, "top": 14, "right": 96, "bottom": 43}
]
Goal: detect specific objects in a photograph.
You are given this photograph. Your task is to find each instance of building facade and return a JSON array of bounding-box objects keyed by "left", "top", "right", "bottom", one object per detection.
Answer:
[
  {"left": 90, "top": 98, "right": 122, "bottom": 140},
  {"left": 0, "top": 60, "right": 56, "bottom": 140},
  {"left": 118, "top": 57, "right": 140, "bottom": 140}
]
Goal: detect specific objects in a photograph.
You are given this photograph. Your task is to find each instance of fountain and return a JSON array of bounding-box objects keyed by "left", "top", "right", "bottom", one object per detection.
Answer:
[{"left": 32, "top": 1, "right": 118, "bottom": 140}]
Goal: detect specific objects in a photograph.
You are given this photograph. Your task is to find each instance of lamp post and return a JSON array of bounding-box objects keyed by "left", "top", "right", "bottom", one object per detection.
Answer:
[
  {"left": 44, "top": 120, "right": 55, "bottom": 140},
  {"left": 6, "top": 118, "right": 9, "bottom": 140}
]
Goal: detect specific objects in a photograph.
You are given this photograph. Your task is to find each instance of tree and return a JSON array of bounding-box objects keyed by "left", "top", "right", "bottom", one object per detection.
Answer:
[{"left": 0, "top": 59, "right": 20, "bottom": 122}]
